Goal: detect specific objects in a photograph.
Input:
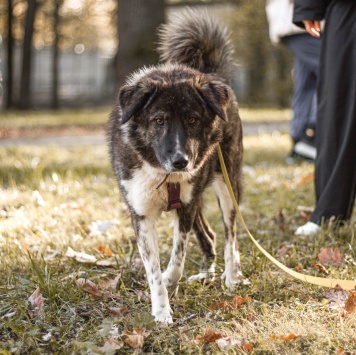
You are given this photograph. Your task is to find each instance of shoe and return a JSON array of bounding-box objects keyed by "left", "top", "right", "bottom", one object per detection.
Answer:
[
  {"left": 295, "top": 221, "right": 321, "bottom": 236},
  {"left": 293, "top": 140, "right": 317, "bottom": 160}
]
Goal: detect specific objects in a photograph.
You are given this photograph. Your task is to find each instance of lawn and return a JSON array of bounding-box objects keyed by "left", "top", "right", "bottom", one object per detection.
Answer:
[{"left": 0, "top": 124, "right": 355, "bottom": 353}]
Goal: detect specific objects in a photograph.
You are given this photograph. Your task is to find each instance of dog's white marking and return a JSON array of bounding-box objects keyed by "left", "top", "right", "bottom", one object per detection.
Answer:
[{"left": 121, "top": 161, "right": 195, "bottom": 217}]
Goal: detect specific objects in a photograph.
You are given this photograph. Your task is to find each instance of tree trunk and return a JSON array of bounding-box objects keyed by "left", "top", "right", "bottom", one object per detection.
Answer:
[
  {"left": 116, "top": 0, "right": 165, "bottom": 88},
  {"left": 52, "top": 0, "right": 61, "bottom": 109},
  {"left": 19, "top": 0, "right": 37, "bottom": 109},
  {"left": 6, "top": 0, "right": 14, "bottom": 109}
]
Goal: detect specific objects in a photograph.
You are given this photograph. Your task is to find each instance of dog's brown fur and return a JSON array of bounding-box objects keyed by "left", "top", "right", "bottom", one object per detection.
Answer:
[{"left": 108, "top": 10, "right": 244, "bottom": 323}]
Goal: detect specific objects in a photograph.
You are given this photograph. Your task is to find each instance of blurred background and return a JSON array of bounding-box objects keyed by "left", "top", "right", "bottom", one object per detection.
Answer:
[{"left": 0, "top": 0, "right": 293, "bottom": 112}]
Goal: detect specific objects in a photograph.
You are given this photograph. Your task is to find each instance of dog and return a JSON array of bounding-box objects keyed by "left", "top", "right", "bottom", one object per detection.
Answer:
[{"left": 108, "top": 10, "right": 244, "bottom": 323}]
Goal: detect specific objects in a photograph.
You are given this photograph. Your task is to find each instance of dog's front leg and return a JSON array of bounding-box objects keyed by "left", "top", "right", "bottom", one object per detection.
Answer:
[
  {"left": 162, "top": 211, "right": 190, "bottom": 297},
  {"left": 132, "top": 214, "right": 172, "bottom": 324}
]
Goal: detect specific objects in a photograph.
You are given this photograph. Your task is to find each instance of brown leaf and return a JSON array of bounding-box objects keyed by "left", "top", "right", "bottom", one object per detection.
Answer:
[
  {"left": 271, "top": 334, "right": 301, "bottom": 341},
  {"left": 75, "top": 278, "right": 120, "bottom": 299},
  {"left": 122, "top": 328, "right": 150, "bottom": 349},
  {"left": 318, "top": 247, "right": 344, "bottom": 266},
  {"left": 28, "top": 287, "right": 45, "bottom": 318},
  {"left": 272, "top": 210, "right": 287, "bottom": 230},
  {"left": 107, "top": 306, "right": 128, "bottom": 317},
  {"left": 96, "top": 244, "right": 113, "bottom": 257},
  {"left": 210, "top": 295, "right": 251, "bottom": 312},
  {"left": 244, "top": 343, "right": 254, "bottom": 351},
  {"left": 312, "top": 262, "right": 329, "bottom": 275},
  {"left": 99, "top": 274, "right": 121, "bottom": 291},
  {"left": 196, "top": 329, "right": 225, "bottom": 344},
  {"left": 297, "top": 173, "right": 314, "bottom": 186},
  {"left": 344, "top": 291, "right": 356, "bottom": 314},
  {"left": 102, "top": 337, "right": 123, "bottom": 352}
]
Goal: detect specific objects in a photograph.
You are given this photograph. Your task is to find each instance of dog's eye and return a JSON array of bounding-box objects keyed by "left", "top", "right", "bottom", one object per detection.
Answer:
[
  {"left": 188, "top": 117, "right": 197, "bottom": 124},
  {"left": 155, "top": 118, "right": 165, "bottom": 125}
]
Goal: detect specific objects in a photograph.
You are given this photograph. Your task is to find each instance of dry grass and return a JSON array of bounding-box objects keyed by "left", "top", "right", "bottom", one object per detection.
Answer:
[
  {"left": 0, "top": 107, "right": 290, "bottom": 129},
  {"left": 0, "top": 131, "right": 355, "bottom": 354}
]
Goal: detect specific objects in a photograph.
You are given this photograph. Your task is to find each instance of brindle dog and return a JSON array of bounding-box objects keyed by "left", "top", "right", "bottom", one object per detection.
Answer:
[{"left": 108, "top": 10, "right": 244, "bottom": 323}]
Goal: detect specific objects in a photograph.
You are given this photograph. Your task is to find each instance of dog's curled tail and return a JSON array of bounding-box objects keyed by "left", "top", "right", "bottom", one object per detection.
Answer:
[{"left": 158, "top": 9, "right": 234, "bottom": 84}]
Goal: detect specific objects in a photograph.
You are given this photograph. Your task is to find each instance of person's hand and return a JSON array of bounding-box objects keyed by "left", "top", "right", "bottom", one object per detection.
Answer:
[{"left": 303, "top": 20, "right": 321, "bottom": 38}]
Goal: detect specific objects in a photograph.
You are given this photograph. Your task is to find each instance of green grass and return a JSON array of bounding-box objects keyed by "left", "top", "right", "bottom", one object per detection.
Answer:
[
  {"left": 0, "top": 133, "right": 355, "bottom": 354},
  {"left": 0, "top": 107, "right": 111, "bottom": 128}
]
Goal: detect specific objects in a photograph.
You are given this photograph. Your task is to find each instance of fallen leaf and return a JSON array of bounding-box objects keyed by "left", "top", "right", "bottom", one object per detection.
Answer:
[
  {"left": 89, "top": 220, "right": 120, "bottom": 236},
  {"left": 122, "top": 328, "right": 150, "bottom": 349},
  {"left": 28, "top": 287, "right": 45, "bottom": 318},
  {"left": 244, "top": 343, "right": 254, "bottom": 351},
  {"left": 196, "top": 329, "right": 225, "bottom": 344},
  {"left": 312, "top": 262, "right": 329, "bottom": 275},
  {"left": 66, "top": 246, "right": 97, "bottom": 264},
  {"left": 96, "top": 258, "right": 117, "bottom": 267},
  {"left": 210, "top": 295, "right": 251, "bottom": 312},
  {"left": 344, "top": 291, "right": 356, "bottom": 314},
  {"left": 99, "top": 274, "right": 121, "bottom": 291},
  {"left": 324, "top": 284, "right": 349, "bottom": 303},
  {"left": 297, "top": 173, "right": 314, "bottom": 186},
  {"left": 271, "top": 334, "right": 301, "bottom": 341},
  {"left": 96, "top": 244, "right": 113, "bottom": 257},
  {"left": 108, "top": 306, "right": 128, "bottom": 317},
  {"left": 321, "top": 285, "right": 349, "bottom": 310},
  {"left": 216, "top": 337, "right": 242, "bottom": 350},
  {"left": 272, "top": 210, "right": 287, "bottom": 230},
  {"left": 318, "top": 247, "right": 344, "bottom": 266},
  {"left": 75, "top": 278, "right": 120, "bottom": 299},
  {"left": 102, "top": 337, "right": 123, "bottom": 352}
]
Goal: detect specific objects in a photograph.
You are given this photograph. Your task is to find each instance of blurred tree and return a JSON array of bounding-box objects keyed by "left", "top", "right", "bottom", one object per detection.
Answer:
[
  {"left": 6, "top": 0, "right": 14, "bottom": 109},
  {"left": 116, "top": 0, "right": 165, "bottom": 87},
  {"left": 51, "top": 0, "right": 62, "bottom": 109},
  {"left": 19, "top": 0, "right": 38, "bottom": 109}
]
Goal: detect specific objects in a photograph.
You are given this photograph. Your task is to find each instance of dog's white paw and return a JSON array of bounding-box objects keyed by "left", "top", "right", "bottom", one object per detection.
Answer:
[
  {"left": 188, "top": 271, "right": 215, "bottom": 283},
  {"left": 222, "top": 271, "right": 251, "bottom": 290},
  {"left": 153, "top": 308, "right": 173, "bottom": 324}
]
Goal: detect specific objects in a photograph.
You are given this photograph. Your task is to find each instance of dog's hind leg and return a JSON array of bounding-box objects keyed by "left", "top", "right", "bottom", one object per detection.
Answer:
[
  {"left": 212, "top": 174, "right": 244, "bottom": 289},
  {"left": 188, "top": 207, "right": 217, "bottom": 282},
  {"left": 131, "top": 213, "right": 173, "bottom": 324}
]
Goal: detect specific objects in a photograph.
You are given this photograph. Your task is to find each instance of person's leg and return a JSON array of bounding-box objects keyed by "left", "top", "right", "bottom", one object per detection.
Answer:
[
  {"left": 283, "top": 34, "right": 320, "bottom": 142},
  {"left": 296, "top": 1, "right": 356, "bottom": 235}
]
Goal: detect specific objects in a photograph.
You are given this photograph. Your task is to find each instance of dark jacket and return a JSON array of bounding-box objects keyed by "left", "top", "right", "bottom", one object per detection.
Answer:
[{"left": 293, "top": 0, "right": 331, "bottom": 28}]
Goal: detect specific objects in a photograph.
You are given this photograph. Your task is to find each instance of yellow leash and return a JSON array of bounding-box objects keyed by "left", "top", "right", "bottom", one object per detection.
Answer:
[{"left": 217, "top": 144, "right": 356, "bottom": 291}]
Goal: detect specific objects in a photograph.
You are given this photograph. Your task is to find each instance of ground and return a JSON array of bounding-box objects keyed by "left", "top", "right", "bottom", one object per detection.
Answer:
[{"left": 0, "top": 107, "right": 355, "bottom": 354}]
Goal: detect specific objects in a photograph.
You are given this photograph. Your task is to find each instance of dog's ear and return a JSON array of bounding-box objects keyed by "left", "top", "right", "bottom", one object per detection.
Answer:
[
  {"left": 197, "top": 80, "right": 230, "bottom": 121},
  {"left": 119, "top": 81, "right": 157, "bottom": 124}
]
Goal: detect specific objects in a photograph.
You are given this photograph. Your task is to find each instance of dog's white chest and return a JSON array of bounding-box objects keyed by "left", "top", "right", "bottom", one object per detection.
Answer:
[{"left": 121, "top": 162, "right": 194, "bottom": 217}]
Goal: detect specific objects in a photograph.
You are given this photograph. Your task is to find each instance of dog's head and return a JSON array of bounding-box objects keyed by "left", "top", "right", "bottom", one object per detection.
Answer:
[{"left": 118, "top": 64, "right": 230, "bottom": 173}]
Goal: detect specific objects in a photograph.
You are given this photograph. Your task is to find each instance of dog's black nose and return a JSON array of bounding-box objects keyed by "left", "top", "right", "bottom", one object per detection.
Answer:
[{"left": 172, "top": 156, "right": 189, "bottom": 170}]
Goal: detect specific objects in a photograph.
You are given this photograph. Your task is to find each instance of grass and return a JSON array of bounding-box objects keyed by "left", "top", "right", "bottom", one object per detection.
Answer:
[
  {"left": 0, "top": 107, "right": 290, "bottom": 128},
  {"left": 0, "top": 131, "right": 356, "bottom": 354}
]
